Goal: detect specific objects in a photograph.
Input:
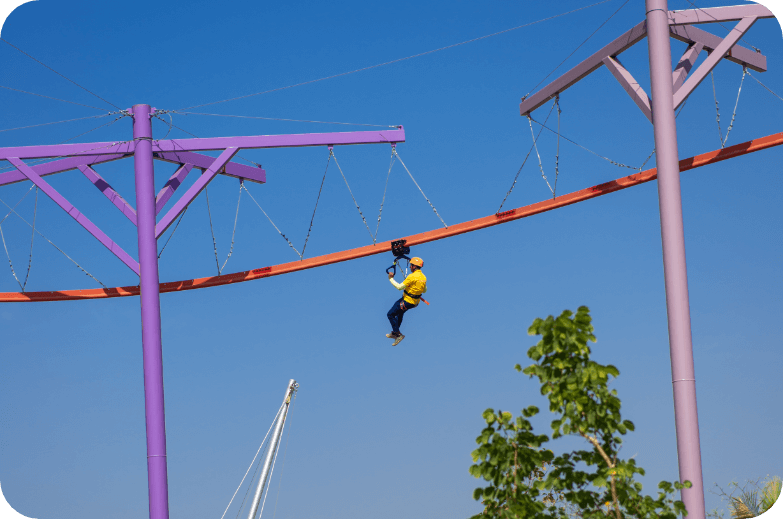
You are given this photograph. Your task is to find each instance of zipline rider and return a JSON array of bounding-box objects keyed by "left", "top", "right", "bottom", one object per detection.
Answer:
[{"left": 386, "top": 257, "right": 427, "bottom": 346}]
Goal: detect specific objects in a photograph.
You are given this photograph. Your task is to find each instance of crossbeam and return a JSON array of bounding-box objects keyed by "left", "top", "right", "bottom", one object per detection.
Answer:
[
  {"left": 78, "top": 165, "right": 138, "bottom": 225},
  {"left": 667, "top": 4, "right": 774, "bottom": 25},
  {"left": 154, "top": 151, "right": 265, "bottom": 184},
  {"left": 156, "top": 164, "right": 193, "bottom": 215}
]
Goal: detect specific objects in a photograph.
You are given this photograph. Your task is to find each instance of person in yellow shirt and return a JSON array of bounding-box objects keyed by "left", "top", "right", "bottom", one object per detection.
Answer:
[{"left": 386, "top": 257, "right": 427, "bottom": 346}]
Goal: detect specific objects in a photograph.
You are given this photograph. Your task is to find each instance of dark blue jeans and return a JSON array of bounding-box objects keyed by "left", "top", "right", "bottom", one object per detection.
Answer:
[{"left": 387, "top": 297, "right": 416, "bottom": 335}]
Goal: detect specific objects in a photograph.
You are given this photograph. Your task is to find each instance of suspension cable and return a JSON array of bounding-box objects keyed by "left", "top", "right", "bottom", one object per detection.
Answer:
[
  {"left": 527, "top": 115, "right": 555, "bottom": 196},
  {"left": 330, "top": 149, "right": 374, "bottom": 242},
  {"left": 157, "top": 206, "right": 189, "bottom": 259},
  {"left": 722, "top": 67, "right": 746, "bottom": 148},
  {"left": 242, "top": 184, "right": 302, "bottom": 259},
  {"left": 374, "top": 147, "right": 396, "bottom": 242},
  {"left": 1, "top": 38, "right": 121, "bottom": 110},
  {"left": 554, "top": 95, "right": 562, "bottom": 197},
  {"left": 711, "top": 71, "right": 724, "bottom": 147},
  {"left": 497, "top": 99, "right": 557, "bottom": 213},
  {"left": 219, "top": 181, "right": 243, "bottom": 273},
  {"left": 392, "top": 148, "right": 447, "bottom": 228},
  {"left": 0, "top": 194, "right": 106, "bottom": 288},
  {"left": 0, "top": 113, "right": 112, "bottom": 134},
  {"left": 172, "top": 111, "right": 396, "bottom": 128},
  {"left": 0, "top": 85, "right": 106, "bottom": 111},
  {"left": 746, "top": 70, "right": 783, "bottom": 102},
  {"left": 205, "top": 186, "right": 221, "bottom": 275},
  {"left": 301, "top": 151, "right": 332, "bottom": 258}
]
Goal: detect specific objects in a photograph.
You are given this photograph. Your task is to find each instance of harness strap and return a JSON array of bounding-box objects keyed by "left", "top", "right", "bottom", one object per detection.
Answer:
[{"left": 404, "top": 290, "right": 421, "bottom": 300}]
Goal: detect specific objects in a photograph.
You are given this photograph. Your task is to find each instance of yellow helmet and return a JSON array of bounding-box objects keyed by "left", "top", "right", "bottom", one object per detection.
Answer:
[{"left": 410, "top": 257, "right": 423, "bottom": 268}]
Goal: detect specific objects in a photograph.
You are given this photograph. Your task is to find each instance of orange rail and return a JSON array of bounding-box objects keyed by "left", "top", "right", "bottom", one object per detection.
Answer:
[{"left": 2, "top": 131, "right": 781, "bottom": 303}]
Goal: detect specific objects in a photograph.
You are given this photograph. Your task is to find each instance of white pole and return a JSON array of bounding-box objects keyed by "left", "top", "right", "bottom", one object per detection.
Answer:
[{"left": 246, "top": 379, "right": 297, "bottom": 519}]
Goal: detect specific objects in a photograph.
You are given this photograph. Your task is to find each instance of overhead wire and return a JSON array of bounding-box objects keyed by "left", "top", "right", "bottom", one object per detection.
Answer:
[
  {"left": 392, "top": 148, "right": 447, "bottom": 228},
  {"left": 330, "top": 149, "right": 374, "bottom": 242},
  {"left": 301, "top": 151, "right": 332, "bottom": 258},
  {"left": 174, "top": 0, "right": 614, "bottom": 112},
  {"left": 526, "top": 0, "right": 632, "bottom": 97},
  {"left": 746, "top": 69, "right": 783, "bottom": 103},
  {"left": 1, "top": 38, "right": 121, "bottom": 110},
  {"left": 0, "top": 85, "right": 106, "bottom": 111},
  {"left": 374, "top": 148, "right": 396, "bottom": 241},
  {"left": 0, "top": 113, "right": 112, "bottom": 134},
  {"left": 172, "top": 111, "right": 397, "bottom": 128},
  {"left": 242, "top": 183, "right": 302, "bottom": 259}
]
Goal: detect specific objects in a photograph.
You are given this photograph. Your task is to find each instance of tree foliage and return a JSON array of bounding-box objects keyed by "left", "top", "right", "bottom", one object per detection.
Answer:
[{"left": 469, "top": 306, "right": 691, "bottom": 519}]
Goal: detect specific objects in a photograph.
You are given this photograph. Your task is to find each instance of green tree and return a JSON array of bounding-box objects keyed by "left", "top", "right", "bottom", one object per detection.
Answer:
[
  {"left": 469, "top": 306, "right": 690, "bottom": 518},
  {"left": 708, "top": 476, "right": 781, "bottom": 518}
]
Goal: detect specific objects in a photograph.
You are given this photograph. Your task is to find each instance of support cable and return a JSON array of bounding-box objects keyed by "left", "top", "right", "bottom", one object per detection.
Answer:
[
  {"left": 172, "top": 111, "right": 396, "bottom": 128},
  {"left": 205, "top": 186, "right": 221, "bottom": 275},
  {"left": 721, "top": 67, "right": 746, "bottom": 148},
  {"left": 746, "top": 70, "right": 783, "bottom": 103},
  {"left": 220, "top": 182, "right": 243, "bottom": 273},
  {"left": 1, "top": 38, "right": 121, "bottom": 110},
  {"left": 711, "top": 71, "right": 724, "bottom": 147},
  {"left": 20, "top": 187, "right": 38, "bottom": 291},
  {"left": 0, "top": 85, "right": 106, "bottom": 111},
  {"left": 0, "top": 194, "right": 106, "bottom": 288},
  {"left": 157, "top": 206, "right": 189, "bottom": 260},
  {"left": 374, "top": 148, "right": 396, "bottom": 242},
  {"left": 0, "top": 113, "right": 111, "bottom": 134},
  {"left": 301, "top": 151, "right": 332, "bottom": 258},
  {"left": 163, "top": 116, "right": 262, "bottom": 169},
  {"left": 527, "top": 115, "right": 555, "bottom": 196},
  {"left": 497, "top": 99, "right": 557, "bottom": 212},
  {"left": 330, "top": 149, "right": 374, "bottom": 242},
  {"left": 175, "top": 0, "right": 612, "bottom": 111},
  {"left": 220, "top": 403, "right": 286, "bottom": 519},
  {"left": 0, "top": 185, "right": 35, "bottom": 290},
  {"left": 242, "top": 184, "right": 302, "bottom": 259},
  {"left": 392, "top": 148, "right": 447, "bottom": 228}
]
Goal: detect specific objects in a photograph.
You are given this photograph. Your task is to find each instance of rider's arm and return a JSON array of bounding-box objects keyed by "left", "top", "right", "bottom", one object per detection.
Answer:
[{"left": 389, "top": 277, "right": 405, "bottom": 290}]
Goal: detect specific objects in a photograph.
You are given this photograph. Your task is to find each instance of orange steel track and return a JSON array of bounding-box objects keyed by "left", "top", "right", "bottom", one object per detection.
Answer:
[{"left": 2, "top": 132, "right": 781, "bottom": 303}]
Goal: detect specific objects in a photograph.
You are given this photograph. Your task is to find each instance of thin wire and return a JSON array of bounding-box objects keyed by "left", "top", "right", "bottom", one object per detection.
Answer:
[
  {"left": 163, "top": 117, "right": 262, "bottom": 169},
  {"left": 20, "top": 187, "right": 38, "bottom": 291},
  {"left": 711, "top": 71, "right": 724, "bottom": 147},
  {"left": 157, "top": 206, "right": 189, "bottom": 259},
  {"left": 331, "top": 150, "right": 374, "bottom": 242},
  {"left": 1, "top": 38, "right": 121, "bottom": 109},
  {"left": 679, "top": 0, "right": 760, "bottom": 52},
  {"left": 392, "top": 148, "right": 447, "bottom": 228},
  {"left": 721, "top": 67, "right": 746, "bottom": 148},
  {"left": 173, "top": 111, "right": 396, "bottom": 128},
  {"left": 0, "top": 224, "right": 23, "bottom": 290},
  {"left": 242, "top": 184, "right": 302, "bottom": 258},
  {"left": 497, "top": 99, "right": 557, "bottom": 212},
  {"left": 205, "top": 186, "right": 221, "bottom": 275},
  {"left": 272, "top": 392, "right": 297, "bottom": 519},
  {"left": 219, "top": 404, "right": 285, "bottom": 519},
  {"left": 374, "top": 148, "right": 396, "bottom": 242},
  {"left": 301, "top": 151, "right": 332, "bottom": 258},
  {"left": 0, "top": 113, "right": 110, "bottom": 134},
  {"left": 747, "top": 70, "right": 783, "bottom": 102},
  {"left": 175, "top": 0, "right": 613, "bottom": 111},
  {"left": 526, "top": 0, "right": 632, "bottom": 97},
  {"left": 0, "top": 85, "right": 106, "bottom": 111},
  {"left": 0, "top": 194, "right": 106, "bottom": 288},
  {"left": 0, "top": 184, "right": 35, "bottom": 225},
  {"left": 219, "top": 182, "right": 243, "bottom": 273},
  {"left": 527, "top": 115, "right": 555, "bottom": 195}
]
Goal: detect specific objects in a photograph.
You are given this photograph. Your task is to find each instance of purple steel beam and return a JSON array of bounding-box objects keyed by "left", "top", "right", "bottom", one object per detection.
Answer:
[
  {"left": 132, "top": 104, "right": 169, "bottom": 519},
  {"left": 155, "top": 147, "right": 239, "bottom": 238},
  {"left": 520, "top": 21, "right": 648, "bottom": 115},
  {"left": 673, "top": 16, "right": 758, "bottom": 109},
  {"left": 670, "top": 24, "right": 766, "bottom": 72},
  {"left": 672, "top": 42, "right": 704, "bottom": 93},
  {"left": 667, "top": 4, "right": 773, "bottom": 25},
  {"left": 154, "top": 151, "right": 266, "bottom": 184},
  {"left": 7, "top": 157, "right": 140, "bottom": 275},
  {"left": 0, "top": 128, "right": 404, "bottom": 159},
  {"left": 0, "top": 153, "right": 128, "bottom": 187},
  {"left": 77, "top": 165, "right": 138, "bottom": 225},
  {"left": 647, "top": 1, "right": 705, "bottom": 518},
  {"left": 602, "top": 56, "right": 652, "bottom": 122},
  {"left": 155, "top": 164, "right": 193, "bottom": 215}
]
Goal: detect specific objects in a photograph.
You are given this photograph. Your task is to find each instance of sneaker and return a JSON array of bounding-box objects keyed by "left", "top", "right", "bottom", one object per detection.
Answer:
[
  {"left": 386, "top": 333, "right": 396, "bottom": 339},
  {"left": 392, "top": 334, "right": 405, "bottom": 346}
]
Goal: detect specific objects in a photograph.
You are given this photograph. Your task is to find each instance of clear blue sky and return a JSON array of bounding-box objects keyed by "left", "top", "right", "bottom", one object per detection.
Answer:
[{"left": 0, "top": 0, "right": 781, "bottom": 518}]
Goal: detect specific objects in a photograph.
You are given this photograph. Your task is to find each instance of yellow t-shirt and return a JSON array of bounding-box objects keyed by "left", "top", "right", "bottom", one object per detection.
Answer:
[{"left": 400, "top": 270, "right": 427, "bottom": 305}]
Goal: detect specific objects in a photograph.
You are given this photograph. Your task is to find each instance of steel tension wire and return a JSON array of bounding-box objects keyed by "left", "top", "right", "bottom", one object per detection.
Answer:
[
  {"left": 528, "top": 115, "right": 555, "bottom": 196},
  {"left": 392, "top": 148, "right": 447, "bottom": 228},
  {"left": 219, "top": 181, "right": 243, "bottom": 273},
  {"left": 722, "top": 67, "right": 747, "bottom": 148},
  {"left": 242, "top": 183, "right": 302, "bottom": 259},
  {"left": 205, "top": 186, "right": 221, "bottom": 275},
  {"left": 301, "top": 150, "right": 332, "bottom": 258},
  {"left": 330, "top": 149, "right": 374, "bottom": 243},
  {"left": 374, "top": 147, "right": 396, "bottom": 242}
]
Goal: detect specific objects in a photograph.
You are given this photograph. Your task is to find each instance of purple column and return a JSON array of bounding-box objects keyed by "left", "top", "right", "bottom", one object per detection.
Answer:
[
  {"left": 645, "top": 2, "right": 705, "bottom": 519},
  {"left": 132, "top": 104, "right": 170, "bottom": 519}
]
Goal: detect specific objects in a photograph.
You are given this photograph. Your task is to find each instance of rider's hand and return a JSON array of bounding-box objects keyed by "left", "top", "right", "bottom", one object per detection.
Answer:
[{"left": 387, "top": 272, "right": 394, "bottom": 279}]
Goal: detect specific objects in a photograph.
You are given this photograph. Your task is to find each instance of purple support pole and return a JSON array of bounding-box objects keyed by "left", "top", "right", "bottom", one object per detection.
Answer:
[
  {"left": 132, "top": 104, "right": 170, "bottom": 519},
  {"left": 645, "top": 2, "right": 705, "bottom": 519}
]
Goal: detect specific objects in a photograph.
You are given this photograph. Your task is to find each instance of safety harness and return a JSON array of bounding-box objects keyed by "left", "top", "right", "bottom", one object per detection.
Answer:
[{"left": 386, "top": 239, "right": 429, "bottom": 306}]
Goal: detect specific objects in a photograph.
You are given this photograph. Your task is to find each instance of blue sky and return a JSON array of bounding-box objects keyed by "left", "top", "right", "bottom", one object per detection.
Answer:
[{"left": 0, "top": 0, "right": 781, "bottom": 518}]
